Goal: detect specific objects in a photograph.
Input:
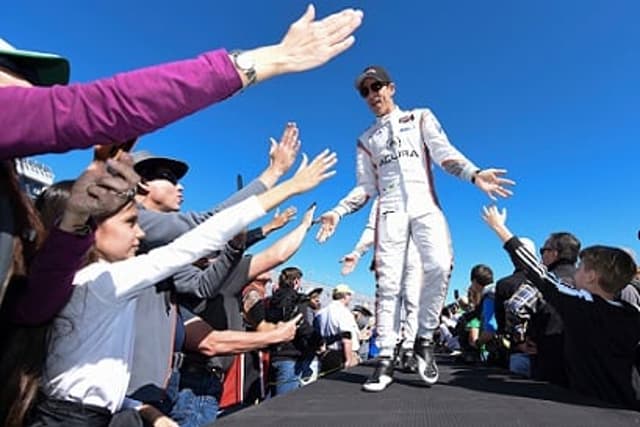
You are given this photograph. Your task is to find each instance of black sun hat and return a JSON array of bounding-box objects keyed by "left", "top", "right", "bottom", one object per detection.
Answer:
[{"left": 131, "top": 151, "right": 189, "bottom": 181}]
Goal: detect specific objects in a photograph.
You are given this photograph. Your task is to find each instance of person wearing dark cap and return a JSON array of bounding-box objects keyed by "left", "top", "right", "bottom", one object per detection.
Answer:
[
  {"left": 125, "top": 130, "right": 324, "bottom": 424},
  {"left": 316, "top": 65, "right": 515, "bottom": 392},
  {"left": 132, "top": 150, "right": 188, "bottom": 213},
  {"left": 307, "top": 288, "right": 324, "bottom": 316},
  {"left": 304, "top": 286, "right": 324, "bottom": 335}
]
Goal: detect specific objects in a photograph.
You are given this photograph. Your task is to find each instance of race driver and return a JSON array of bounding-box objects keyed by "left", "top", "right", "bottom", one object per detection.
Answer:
[{"left": 316, "top": 65, "right": 515, "bottom": 392}]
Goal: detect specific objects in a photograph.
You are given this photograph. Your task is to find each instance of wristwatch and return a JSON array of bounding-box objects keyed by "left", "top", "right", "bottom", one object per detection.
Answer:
[{"left": 230, "top": 50, "right": 257, "bottom": 87}]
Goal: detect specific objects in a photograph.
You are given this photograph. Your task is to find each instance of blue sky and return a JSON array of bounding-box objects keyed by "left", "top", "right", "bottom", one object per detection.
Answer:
[{"left": 5, "top": 1, "right": 639, "bottom": 301}]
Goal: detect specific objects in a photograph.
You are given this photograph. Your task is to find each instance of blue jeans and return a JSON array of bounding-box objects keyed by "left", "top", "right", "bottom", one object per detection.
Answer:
[
  {"left": 160, "top": 370, "right": 220, "bottom": 427},
  {"left": 270, "top": 358, "right": 312, "bottom": 397},
  {"left": 509, "top": 353, "right": 531, "bottom": 377}
]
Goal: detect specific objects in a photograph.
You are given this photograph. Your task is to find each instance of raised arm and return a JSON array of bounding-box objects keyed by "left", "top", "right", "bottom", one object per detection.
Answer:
[
  {"left": 172, "top": 242, "right": 245, "bottom": 299},
  {"left": 87, "top": 149, "right": 337, "bottom": 301},
  {"left": 137, "top": 124, "right": 300, "bottom": 252},
  {"left": 247, "top": 204, "right": 316, "bottom": 280},
  {"left": 482, "top": 206, "right": 591, "bottom": 306},
  {"left": 316, "top": 140, "right": 376, "bottom": 242},
  {"left": 0, "top": 6, "right": 363, "bottom": 159},
  {"left": 0, "top": 50, "right": 241, "bottom": 159}
]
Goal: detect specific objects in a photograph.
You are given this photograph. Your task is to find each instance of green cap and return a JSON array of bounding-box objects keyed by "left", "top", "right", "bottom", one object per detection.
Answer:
[{"left": 0, "top": 38, "right": 69, "bottom": 86}]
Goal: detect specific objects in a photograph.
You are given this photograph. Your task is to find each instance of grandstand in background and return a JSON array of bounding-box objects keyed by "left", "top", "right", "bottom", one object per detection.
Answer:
[{"left": 15, "top": 158, "right": 54, "bottom": 199}]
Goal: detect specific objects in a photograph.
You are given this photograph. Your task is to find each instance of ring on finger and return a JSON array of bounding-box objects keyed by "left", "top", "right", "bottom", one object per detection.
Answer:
[{"left": 115, "top": 188, "right": 136, "bottom": 201}]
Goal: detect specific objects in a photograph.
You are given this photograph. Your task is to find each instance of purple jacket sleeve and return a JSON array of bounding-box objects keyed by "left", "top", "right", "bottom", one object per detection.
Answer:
[
  {"left": 9, "top": 227, "right": 95, "bottom": 325},
  {"left": 0, "top": 49, "right": 242, "bottom": 160}
]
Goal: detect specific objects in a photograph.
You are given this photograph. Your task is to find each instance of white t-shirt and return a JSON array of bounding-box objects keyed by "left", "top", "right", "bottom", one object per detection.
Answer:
[{"left": 316, "top": 300, "right": 360, "bottom": 352}]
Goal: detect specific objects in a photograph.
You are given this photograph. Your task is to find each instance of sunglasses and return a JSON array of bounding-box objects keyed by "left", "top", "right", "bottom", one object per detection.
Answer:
[
  {"left": 146, "top": 169, "right": 179, "bottom": 185},
  {"left": 359, "top": 81, "right": 388, "bottom": 98},
  {"left": 539, "top": 247, "right": 554, "bottom": 255}
]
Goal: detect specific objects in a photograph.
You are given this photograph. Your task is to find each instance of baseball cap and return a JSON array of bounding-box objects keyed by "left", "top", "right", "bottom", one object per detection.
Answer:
[
  {"left": 354, "top": 65, "right": 392, "bottom": 90},
  {"left": 307, "top": 287, "right": 324, "bottom": 297},
  {"left": 352, "top": 304, "right": 373, "bottom": 317},
  {"left": 0, "top": 38, "right": 69, "bottom": 86},
  {"left": 131, "top": 150, "right": 189, "bottom": 181},
  {"left": 333, "top": 284, "right": 354, "bottom": 296}
]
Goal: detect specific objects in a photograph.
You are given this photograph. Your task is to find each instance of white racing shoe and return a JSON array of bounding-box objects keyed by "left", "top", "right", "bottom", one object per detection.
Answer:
[
  {"left": 362, "top": 357, "right": 394, "bottom": 392},
  {"left": 414, "top": 337, "right": 439, "bottom": 386}
]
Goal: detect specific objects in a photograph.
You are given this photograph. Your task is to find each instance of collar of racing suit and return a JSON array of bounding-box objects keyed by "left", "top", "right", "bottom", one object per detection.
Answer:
[{"left": 375, "top": 105, "right": 402, "bottom": 125}]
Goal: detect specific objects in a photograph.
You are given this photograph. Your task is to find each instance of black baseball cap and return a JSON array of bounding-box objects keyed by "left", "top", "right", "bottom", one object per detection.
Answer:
[
  {"left": 352, "top": 305, "right": 373, "bottom": 317},
  {"left": 131, "top": 150, "right": 188, "bottom": 181},
  {"left": 354, "top": 65, "right": 392, "bottom": 90},
  {"left": 307, "top": 287, "right": 323, "bottom": 297}
]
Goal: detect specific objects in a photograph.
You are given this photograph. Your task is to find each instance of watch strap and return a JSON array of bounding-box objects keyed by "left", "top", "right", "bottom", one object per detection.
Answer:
[{"left": 230, "top": 50, "right": 257, "bottom": 87}]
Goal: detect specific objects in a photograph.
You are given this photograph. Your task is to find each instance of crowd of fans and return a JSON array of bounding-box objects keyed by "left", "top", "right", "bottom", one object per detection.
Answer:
[
  {"left": 2, "top": 4, "right": 640, "bottom": 427},
  {"left": 0, "top": 6, "right": 365, "bottom": 427},
  {"left": 434, "top": 218, "right": 640, "bottom": 410}
]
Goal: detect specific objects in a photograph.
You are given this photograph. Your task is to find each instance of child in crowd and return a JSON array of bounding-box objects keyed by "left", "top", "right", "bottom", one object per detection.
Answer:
[{"left": 482, "top": 205, "right": 639, "bottom": 409}]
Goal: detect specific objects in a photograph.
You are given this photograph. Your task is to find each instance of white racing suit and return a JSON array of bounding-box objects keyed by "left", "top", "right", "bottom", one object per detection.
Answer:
[
  {"left": 331, "top": 106, "right": 479, "bottom": 358},
  {"left": 351, "top": 197, "right": 421, "bottom": 358}
]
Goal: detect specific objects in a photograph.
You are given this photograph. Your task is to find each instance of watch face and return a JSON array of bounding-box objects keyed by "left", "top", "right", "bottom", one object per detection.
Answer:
[{"left": 236, "top": 52, "right": 254, "bottom": 70}]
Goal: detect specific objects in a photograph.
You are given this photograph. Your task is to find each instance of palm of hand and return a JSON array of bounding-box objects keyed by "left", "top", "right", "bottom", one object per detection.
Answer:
[
  {"left": 341, "top": 255, "right": 358, "bottom": 275},
  {"left": 272, "top": 207, "right": 297, "bottom": 229}
]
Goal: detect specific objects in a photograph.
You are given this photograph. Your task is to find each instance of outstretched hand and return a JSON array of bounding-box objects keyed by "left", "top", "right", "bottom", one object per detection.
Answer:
[
  {"left": 288, "top": 149, "right": 338, "bottom": 194},
  {"left": 340, "top": 252, "right": 360, "bottom": 275},
  {"left": 315, "top": 210, "right": 340, "bottom": 243},
  {"left": 62, "top": 153, "right": 140, "bottom": 231},
  {"left": 481, "top": 205, "right": 513, "bottom": 243},
  {"left": 277, "top": 4, "right": 364, "bottom": 73},
  {"left": 265, "top": 206, "right": 297, "bottom": 234},
  {"left": 269, "top": 122, "right": 301, "bottom": 176},
  {"left": 481, "top": 205, "right": 507, "bottom": 229},
  {"left": 474, "top": 168, "right": 515, "bottom": 201}
]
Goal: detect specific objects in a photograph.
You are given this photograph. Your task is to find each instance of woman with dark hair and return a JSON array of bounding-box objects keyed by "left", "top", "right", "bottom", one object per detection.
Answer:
[
  {"left": 34, "top": 180, "right": 75, "bottom": 230},
  {"left": 4, "top": 158, "right": 140, "bottom": 324},
  {"left": 0, "top": 158, "right": 140, "bottom": 427}
]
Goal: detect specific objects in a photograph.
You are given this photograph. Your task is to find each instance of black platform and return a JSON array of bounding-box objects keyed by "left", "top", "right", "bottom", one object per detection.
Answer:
[{"left": 214, "top": 358, "right": 640, "bottom": 427}]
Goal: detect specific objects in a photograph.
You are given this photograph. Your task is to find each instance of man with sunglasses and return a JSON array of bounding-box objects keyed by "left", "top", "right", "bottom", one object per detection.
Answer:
[
  {"left": 316, "top": 65, "right": 515, "bottom": 392},
  {"left": 505, "top": 232, "right": 581, "bottom": 386},
  {"left": 133, "top": 151, "right": 187, "bottom": 213}
]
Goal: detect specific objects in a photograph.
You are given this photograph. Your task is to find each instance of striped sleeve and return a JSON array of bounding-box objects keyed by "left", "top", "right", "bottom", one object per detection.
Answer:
[{"left": 503, "top": 237, "right": 593, "bottom": 304}]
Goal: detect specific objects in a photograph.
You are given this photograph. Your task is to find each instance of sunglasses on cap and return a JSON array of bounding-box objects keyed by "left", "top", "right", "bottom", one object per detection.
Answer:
[
  {"left": 359, "top": 81, "right": 388, "bottom": 98},
  {"left": 145, "top": 169, "right": 179, "bottom": 185}
]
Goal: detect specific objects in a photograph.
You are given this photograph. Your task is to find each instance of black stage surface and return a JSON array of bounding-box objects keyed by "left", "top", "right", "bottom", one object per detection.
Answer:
[{"left": 214, "top": 358, "right": 640, "bottom": 427}]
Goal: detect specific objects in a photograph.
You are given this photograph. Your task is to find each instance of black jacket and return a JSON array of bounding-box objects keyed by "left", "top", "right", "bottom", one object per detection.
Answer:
[{"left": 266, "top": 287, "right": 319, "bottom": 361}]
